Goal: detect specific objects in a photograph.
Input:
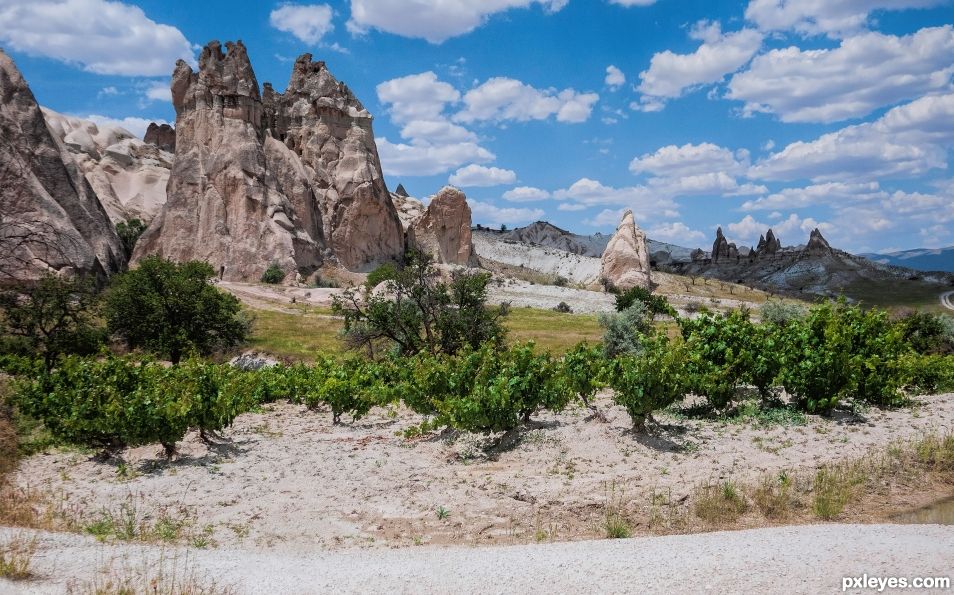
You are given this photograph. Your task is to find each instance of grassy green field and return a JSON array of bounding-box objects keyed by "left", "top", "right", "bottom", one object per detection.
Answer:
[
  {"left": 245, "top": 304, "right": 604, "bottom": 360},
  {"left": 842, "top": 278, "right": 951, "bottom": 313}
]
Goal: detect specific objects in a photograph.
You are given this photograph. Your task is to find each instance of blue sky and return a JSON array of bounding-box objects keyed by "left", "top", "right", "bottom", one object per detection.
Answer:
[{"left": 2, "top": 0, "right": 953, "bottom": 253}]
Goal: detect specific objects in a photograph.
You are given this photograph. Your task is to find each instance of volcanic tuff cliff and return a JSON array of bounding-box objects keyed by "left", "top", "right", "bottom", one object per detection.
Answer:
[
  {"left": 0, "top": 48, "right": 125, "bottom": 282},
  {"left": 135, "top": 41, "right": 405, "bottom": 281},
  {"left": 600, "top": 210, "right": 651, "bottom": 291}
]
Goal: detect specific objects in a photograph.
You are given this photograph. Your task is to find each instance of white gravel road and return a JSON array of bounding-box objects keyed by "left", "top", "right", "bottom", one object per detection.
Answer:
[
  {"left": 4, "top": 524, "right": 952, "bottom": 594},
  {"left": 941, "top": 291, "right": 954, "bottom": 311}
]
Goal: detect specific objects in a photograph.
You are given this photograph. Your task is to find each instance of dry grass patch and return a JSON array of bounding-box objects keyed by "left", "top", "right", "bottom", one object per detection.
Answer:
[
  {"left": 693, "top": 480, "right": 748, "bottom": 526},
  {"left": 66, "top": 550, "right": 234, "bottom": 595},
  {"left": 0, "top": 532, "right": 37, "bottom": 581}
]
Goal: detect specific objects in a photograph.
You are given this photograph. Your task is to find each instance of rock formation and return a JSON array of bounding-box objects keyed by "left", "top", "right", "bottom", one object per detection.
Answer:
[
  {"left": 690, "top": 248, "right": 706, "bottom": 262},
  {"left": 390, "top": 191, "right": 425, "bottom": 231},
  {"left": 600, "top": 210, "right": 651, "bottom": 291},
  {"left": 394, "top": 183, "right": 409, "bottom": 198},
  {"left": 407, "top": 187, "right": 477, "bottom": 267},
  {"left": 755, "top": 228, "right": 782, "bottom": 258},
  {"left": 0, "top": 49, "right": 125, "bottom": 282},
  {"left": 43, "top": 109, "right": 172, "bottom": 224},
  {"left": 261, "top": 53, "right": 404, "bottom": 271},
  {"left": 143, "top": 122, "right": 175, "bottom": 152},
  {"left": 803, "top": 228, "right": 832, "bottom": 257},
  {"left": 133, "top": 41, "right": 324, "bottom": 282},
  {"left": 711, "top": 227, "right": 739, "bottom": 263}
]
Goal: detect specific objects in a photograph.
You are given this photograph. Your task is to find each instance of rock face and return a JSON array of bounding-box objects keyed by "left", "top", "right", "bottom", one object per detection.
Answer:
[
  {"left": 390, "top": 192, "right": 425, "bottom": 231},
  {"left": 600, "top": 210, "right": 651, "bottom": 291},
  {"left": 134, "top": 41, "right": 324, "bottom": 282},
  {"left": 712, "top": 227, "right": 740, "bottom": 263},
  {"left": 143, "top": 122, "right": 175, "bottom": 152},
  {"left": 262, "top": 53, "right": 404, "bottom": 271},
  {"left": 804, "top": 228, "right": 832, "bottom": 257},
  {"left": 408, "top": 187, "right": 477, "bottom": 267},
  {"left": 0, "top": 49, "right": 125, "bottom": 282},
  {"left": 393, "top": 183, "right": 409, "bottom": 198},
  {"left": 755, "top": 228, "right": 782, "bottom": 258},
  {"left": 138, "top": 43, "right": 406, "bottom": 279},
  {"left": 43, "top": 109, "right": 172, "bottom": 225}
]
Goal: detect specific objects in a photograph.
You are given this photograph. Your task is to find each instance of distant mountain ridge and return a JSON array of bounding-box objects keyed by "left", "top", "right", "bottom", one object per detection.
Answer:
[{"left": 861, "top": 247, "right": 954, "bottom": 273}]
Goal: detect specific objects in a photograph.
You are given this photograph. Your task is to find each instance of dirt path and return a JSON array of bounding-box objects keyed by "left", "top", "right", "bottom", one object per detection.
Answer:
[
  {"left": 941, "top": 290, "right": 954, "bottom": 311},
  {"left": 4, "top": 524, "right": 952, "bottom": 594}
]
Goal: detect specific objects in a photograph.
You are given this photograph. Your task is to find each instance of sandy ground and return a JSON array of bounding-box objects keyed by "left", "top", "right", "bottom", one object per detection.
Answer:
[
  {"left": 4, "top": 523, "right": 952, "bottom": 594},
  {"left": 9, "top": 393, "right": 954, "bottom": 554}
]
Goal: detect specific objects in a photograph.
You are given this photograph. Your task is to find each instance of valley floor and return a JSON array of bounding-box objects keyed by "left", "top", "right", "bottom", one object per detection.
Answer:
[{"left": 4, "top": 523, "right": 952, "bottom": 594}]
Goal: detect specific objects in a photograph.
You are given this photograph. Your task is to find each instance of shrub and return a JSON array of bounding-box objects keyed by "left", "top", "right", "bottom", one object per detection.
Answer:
[
  {"left": 896, "top": 311, "right": 954, "bottom": 354},
  {"left": 301, "top": 356, "right": 383, "bottom": 424},
  {"left": 902, "top": 354, "right": 954, "bottom": 394},
  {"left": 560, "top": 343, "right": 607, "bottom": 410},
  {"left": 0, "top": 275, "right": 105, "bottom": 370},
  {"left": 599, "top": 302, "right": 653, "bottom": 359},
  {"left": 760, "top": 300, "right": 808, "bottom": 327},
  {"left": 260, "top": 263, "right": 285, "bottom": 284},
  {"left": 333, "top": 247, "right": 507, "bottom": 357},
  {"left": 608, "top": 337, "right": 688, "bottom": 431},
  {"left": 553, "top": 301, "right": 572, "bottom": 313},
  {"left": 115, "top": 219, "right": 146, "bottom": 256},
  {"left": 104, "top": 257, "right": 250, "bottom": 363},
  {"left": 614, "top": 286, "right": 676, "bottom": 317},
  {"left": 365, "top": 262, "right": 399, "bottom": 289},
  {"left": 694, "top": 480, "right": 748, "bottom": 525}
]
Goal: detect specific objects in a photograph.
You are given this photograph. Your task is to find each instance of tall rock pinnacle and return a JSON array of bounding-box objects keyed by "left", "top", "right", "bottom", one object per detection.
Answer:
[{"left": 600, "top": 210, "right": 651, "bottom": 291}]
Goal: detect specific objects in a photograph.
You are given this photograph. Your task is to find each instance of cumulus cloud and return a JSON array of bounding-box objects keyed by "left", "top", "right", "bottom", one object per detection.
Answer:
[
  {"left": 347, "top": 0, "right": 568, "bottom": 44},
  {"left": 630, "top": 142, "right": 750, "bottom": 177},
  {"left": 605, "top": 65, "right": 626, "bottom": 89},
  {"left": 455, "top": 77, "right": 599, "bottom": 124},
  {"left": 728, "top": 26, "right": 954, "bottom": 123},
  {"left": 376, "top": 138, "right": 495, "bottom": 177},
  {"left": 270, "top": 4, "right": 335, "bottom": 44},
  {"left": 647, "top": 221, "right": 706, "bottom": 244},
  {"left": 469, "top": 200, "right": 545, "bottom": 227},
  {"left": 376, "top": 71, "right": 461, "bottom": 123},
  {"left": 635, "top": 22, "right": 762, "bottom": 108},
  {"left": 744, "top": 0, "right": 945, "bottom": 38},
  {"left": 502, "top": 186, "right": 552, "bottom": 202},
  {"left": 741, "top": 182, "right": 887, "bottom": 211},
  {"left": 750, "top": 92, "right": 954, "bottom": 182},
  {"left": 449, "top": 164, "right": 517, "bottom": 187},
  {"left": 725, "top": 213, "right": 830, "bottom": 246},
  {"left": 554, "top": 178, "right": 679, "bottom": 220},
  {"left": 0, "top": 0, "right": 195, "bottom": 76}
]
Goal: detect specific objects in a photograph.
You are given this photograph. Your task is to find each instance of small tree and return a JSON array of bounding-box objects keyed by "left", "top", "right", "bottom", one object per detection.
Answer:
[
  {"left": 332, "top": 247, "right": 507, "bottom": 358},
  {"left": 598, "top": 301, "right": 653, "bottom": 359},
  {"left": 116, "top": 219, "right": 146, "bottom": 257},
  {"left": 260, "top": 263, "right": 285, "bottom": 284},
  {"left": 104, "top": 256, "right": 250, "bottom": 363},
  {"left": 609, "top": 337, "right": 688, "bottom": 432},
  {"left": 0, "top": 275, "right": 104, "bottom": 370}
]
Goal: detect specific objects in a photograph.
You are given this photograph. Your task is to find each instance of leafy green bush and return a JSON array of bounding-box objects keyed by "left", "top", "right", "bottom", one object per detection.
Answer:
[
  {"left": 561, "top": 343, "right": 606, "bottom": 409},
  {"left": 104, "top": 257, "right": 250, "bottom": 363},
  {"left": 364, "top": 262, "right": 399, "bottom": 289},
  {"left": 300, "top": 356, "right": 384, "bottom": 424},
  {"left": 777, "top": 301, "right": 909, "bottom": 412},
  {"left": 260, "top": 263, "right": 285, "bottom": 285},
  {"left": 608, "top": 337, "right": 688, "bottom": 431},
  {"left": 115, "top": 219, "right": 146, "bottom": 256},
  {"left": 613, "top": 286, "right": 676, "bottom": 317},
  {"left": 896, "top": 311, "right": 954, "bottom": 355},
  {"left": 553, "top": 301, "right": 572, "bottom": 313},
  {"left": 902, "top": 354, "right": 954, "bottom": 394},
  {"left": 599, "top": 302, "right": 653, "bottom": 359}
]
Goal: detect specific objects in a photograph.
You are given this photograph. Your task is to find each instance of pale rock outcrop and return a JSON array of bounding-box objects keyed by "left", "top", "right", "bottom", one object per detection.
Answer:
[
  {"left": 143, "top": 122, "right": 175, "bottom": 152},
  {"left": 262, "top": 54, "right": 404, "bottom": 271},
  {"left": 600, "top": 210, "right": 651, "bottom": 291},
  {"left": 133, "top": 41, "right": 323, "bottom": 282},
  {"left": 390, "top": 192, "right": 425, "bottom": 231},
  {"left": 0, "top": 49, "right": 124, "bottom": 281},
  {"left": 43, "top": 109, "right": 172, "bottom": 224},
  {"left": 408, "top": 187, "right": 477, "bottom": 267}
]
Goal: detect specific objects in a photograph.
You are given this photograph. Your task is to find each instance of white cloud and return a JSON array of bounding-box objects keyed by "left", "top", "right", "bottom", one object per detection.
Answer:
[
  {"left": 84, "top": 114, "right": 168, "bottom": 139},
  {"left": 605, "top": 65, "right": 626, "bottom": 89},
  {"left": 636, "top": 22, "right": 763, "bottom": 106},
  {"left": 347, "top": 0, "right": 568, "bottom": 44},
  {"left": 376, "top": 138, "right": 494, "bottom": 177},
  {"left": 728, "top": 26, "right": 954, "bottom": 123},
  {"left": 502, "top": 186, "right": 551, "bottom": 202},
  {"left": 608, "top": 0, "right": 657, "bottom": 5},
  {"left": 647, "top": 221, "right": 706, "bottom": 244},
  {"left": 449, "top": 164, "right": 517, "bottom": 187},
  {"left": 750, "top": 92, "right": 954, "bottom": 182},
  {"left": 744, "top": 0, "right": 945, "bottom": 38},
  {"left": 270, "top": 4, "right": 335, "bottom": 45},
  {"left": 554, "top": 178, "right": 679, "bottom": 220},
  {"left": 557, "top": 202, "right": 587, "bottom": 211},
  {"left": 630, "top": 142, "right": 750, "bottom": 177},
  {"left": 585, "top": 208, "right": 629, "bottom": 227},
  {"left": 469, "top": 200, "right": 545, "bottom": 227},
  {"left": 455, "top": 77, "right": 599, "bottom": 124},
  {"left": 98, "top": 86, "right": 119, "bottom": 97},
  {"left": 399, "top": 120, "right": 476, "bottom": 144},
  {"left": 741, "top": 182, "right": 886, "bottom": 211},
  {"left": 0, "top": 0, "right": 194, "bottom": 76},
  {"left": 377, "top": 71, "right": 461, "bottom": 123},
  {"left": 139, "top": 81, "right": 171, "bottom": 105}
]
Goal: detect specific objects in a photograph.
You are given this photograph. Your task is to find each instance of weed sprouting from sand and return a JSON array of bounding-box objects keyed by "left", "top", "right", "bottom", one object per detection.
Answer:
[
  {"left": 694, "top": 480, "right": 748, "bottom": 525},
  {"left": 812, "top": 464, "right": 864, "bottom": 520},
  {"left": 752, "top": 472, "right": 797, "bottom": 520},
  {"left": 66, "top": 549, "right": 234, "bottom": 595},
  {"left": 83, "top": 495, "right": 196, "bottom": 544},
  {"left": 601, "top": 481, "right": 632, "bottom": 539},
  {"left": 0, "top": 533, "right": 37, "bottom": 581},
  {"left": 436, "top": 506, "right": 450, "bottom": 520}
]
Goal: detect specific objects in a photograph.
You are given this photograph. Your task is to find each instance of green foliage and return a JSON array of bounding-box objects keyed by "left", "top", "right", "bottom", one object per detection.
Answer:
[
  {"left": 104, "top": 256, "right": 250, "bottom": 363},
  {"left": 561, "top": 343, "right": 606, "bottom": 408},
  {"left": 896, "top": 311, "right": 954, "bottom": 355},
  {"left": 553, "top": 301, "right": 572, "bottom": 313},
  {"left": 613, "top": 286, "right": 676, "bottom": 317},
  {"left": 301, "top": 356, "right": 384, "bottom": 424},
  {"left": 365, "top": 262, "right": 399, "bottom": 289},
  {"left": 0, "top": 275, "right": 105, "bottom": 369},
  {"left": 776, "top": 301, "right": 909, "bottom": 413},
  {"left": 260, "top": 263, "right": 285, "bottom": 285},
  {"left": 608, "top": 337, "right": 688, "bottom": 431},
  {"left": 903, "top": 354, "right": 954, "bottom": 394},
  {"left": 333, "top": 247, "right": 507, "bottom": 358},
  {"left": 598, "top": 302, "right": 653, "bottom": 358},
  {"left": 679, "top": 309, "right": 779, "bottom": 409},
  {"left": 115, "top": 219, "right": 146, "bottom": 256},
  {"left": 760, "top": 301, "right": 808, "bottom": 327}
]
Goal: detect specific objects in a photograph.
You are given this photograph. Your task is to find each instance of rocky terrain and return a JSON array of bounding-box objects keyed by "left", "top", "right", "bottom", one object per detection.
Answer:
[
  {"left": 0, "top": 49, "right": 125, "bottom": 282},
  {"left": 392, "top": 186, "right": 477, "bottom": 266}
]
